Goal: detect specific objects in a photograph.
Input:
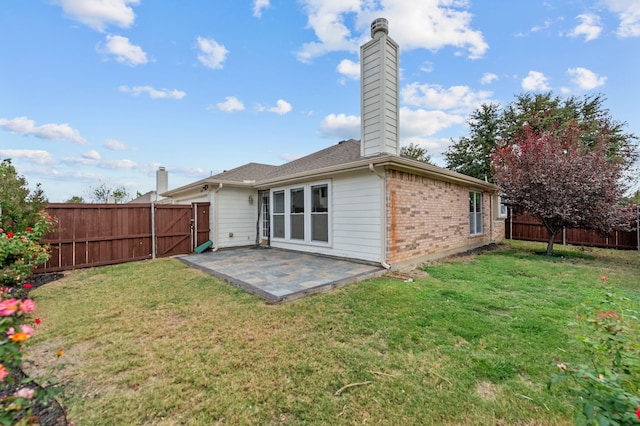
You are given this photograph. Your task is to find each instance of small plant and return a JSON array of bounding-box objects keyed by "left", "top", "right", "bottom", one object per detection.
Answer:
[
  {"left": 0, "top": 212, "right": 54, "bottom": 288},
  {"left": 550, "top": 278, "right": 640, "bottom": 425},
  {"left": 0, "top": 213, "right": 64, "bottom": 424}
]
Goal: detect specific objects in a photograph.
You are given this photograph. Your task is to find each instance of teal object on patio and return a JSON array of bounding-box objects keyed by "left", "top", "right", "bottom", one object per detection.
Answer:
[{"left": 195, "top": 240, "right": 213, "bottom": 253}]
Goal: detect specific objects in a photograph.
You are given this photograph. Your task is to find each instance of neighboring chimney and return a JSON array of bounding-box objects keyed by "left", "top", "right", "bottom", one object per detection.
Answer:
[
  {"left": 156, "top": 166, "right": 168, "bottom": 194},
  {"left": 360, "top": 18, "right": 400, "bottom": 157}
]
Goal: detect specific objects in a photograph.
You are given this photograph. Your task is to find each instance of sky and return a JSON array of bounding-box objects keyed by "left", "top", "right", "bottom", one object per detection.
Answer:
[{"left": 1, "top": 0, "right": 639, "bottom": 202}]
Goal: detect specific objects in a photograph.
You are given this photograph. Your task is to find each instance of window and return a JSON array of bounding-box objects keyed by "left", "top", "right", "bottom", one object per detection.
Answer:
[
  {"left": 290, "top": 187, "right": 305, "bottom": 240},
  {"left": 271, "top": 181, "right": 330, "bottom": 244},
  {"left": 261, "top": 192, "right": 270, "bottom": 238},
  {"left": 311, "top": 184, "right": 328, "bottom": 242},
  {"left": 273, "top": 190, "right": 285, "bottom": 238},
  {"left": 498, "top": 195, "right": 508, "bottom": 218},
  {"left": 470, "top": 191, "right": 483, "bottom": 235}
]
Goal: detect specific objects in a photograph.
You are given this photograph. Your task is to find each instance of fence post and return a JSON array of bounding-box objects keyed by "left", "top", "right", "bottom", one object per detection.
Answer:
[
  {"left": 509, "top": 208, "right": 512, "bottom": 240},
  {"left": 151, "top": 203, "right": 156, "bottom": 259},
  {"left": 562, "top": 227, "right": 566, "bottom": 245}
]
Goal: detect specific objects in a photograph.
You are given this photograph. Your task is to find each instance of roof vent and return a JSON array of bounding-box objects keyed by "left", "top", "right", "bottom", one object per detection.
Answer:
[{"left": 371, "top": 18, "right": 389, "bottom": 39}]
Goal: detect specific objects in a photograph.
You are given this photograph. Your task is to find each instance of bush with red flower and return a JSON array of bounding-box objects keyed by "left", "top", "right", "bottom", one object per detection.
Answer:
[
  {"left": 0, "top": 212, "right": 64, "bottom": 423},
  {"left": 0, "top": 211, "right": 54, "bottom": 289}
]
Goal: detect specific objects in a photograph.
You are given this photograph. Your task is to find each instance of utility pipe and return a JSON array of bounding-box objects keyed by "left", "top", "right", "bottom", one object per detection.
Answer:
[
  {"left": 213, "top": 183, "right": 223, "bottom": 252},
  {"left": 369, "top": 163, "right": 390, "bottom": 270}
]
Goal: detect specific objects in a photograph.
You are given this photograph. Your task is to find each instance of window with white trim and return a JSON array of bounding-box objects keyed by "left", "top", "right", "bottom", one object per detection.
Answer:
[
  {"left": 498, "top": 195, "right": 508, "bottom": 218},
  {"left": 469, "top": 191, "right": 483, "bottom": 235},
  {"left": 273, "top": 190, "right": 285, "bottom": 238},
  {"left": 271, "top": 181, "right": 330, "bottom": 244},
  {"left": 311, "top": 184, "right": 328, "bottom": 242},
  {"left": 290, "top": 187, "right": 305, "bottom": 240}
]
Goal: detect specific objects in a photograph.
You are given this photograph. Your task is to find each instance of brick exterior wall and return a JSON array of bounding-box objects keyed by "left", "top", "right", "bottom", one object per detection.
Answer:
[{"left": 386, "top": 170, "right": 505, "bottom": 266}]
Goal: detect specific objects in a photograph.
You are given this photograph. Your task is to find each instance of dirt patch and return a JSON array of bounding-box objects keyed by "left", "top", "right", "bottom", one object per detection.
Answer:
[{"left": 475, "top": 380, "right": 497, "bottom": 400}]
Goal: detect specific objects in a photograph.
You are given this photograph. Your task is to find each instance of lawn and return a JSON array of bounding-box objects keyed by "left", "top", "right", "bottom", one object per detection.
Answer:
[{"left": 26, "top": 240, "right": 640, "bottom": 425}]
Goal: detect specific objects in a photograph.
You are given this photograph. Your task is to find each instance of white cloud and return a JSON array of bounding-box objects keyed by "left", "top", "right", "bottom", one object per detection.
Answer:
[
  {"left": 295, "top": 0, "right": 361, "bottom": 63},
  {"left": 319, "top": 113, "right": 360, "bottom": 139},
  {"left": 603, "top": 0, "right": 640, "bottom": 37},
  {"left": 0, "top": 149, "right": 54, "bottom": 165},
  {"left": 265, "top": 99, "right": 292, "bottom": 115},
  {"left": 337, "top": 59, "right": 360, "bottom": 80},
  {"left": 480, "top": 72, "right": 498, "bottom": 85},
  {"left": 54, "top": 0, "right": 139, "bottom": 32},
  {"left": 0, "top": 116, "right": 87, "bottom": 144},
  {"left": 400, "top": 107, "right": 465, "bottom": 138},
  {"left": 104, "top": 139, "right": 135, "bottom": 150},
  {"left": 83, "top": 150, "right": 101, "bottom": 160},
  {"left": 196, "top": 37, "right": 229, "bottom": 70},
  {"left": 119, "top": 85, "right": 186, "bottom": 99},
  {"left": 100, "top": 35, "right": 147, "bottom": 65},
  {"left": 401, "top": 82, "right": 493, "bottom": 113},
  {"left": 62, "top": 156, "right": 138, "bottom": 170},
  {"left": 521, "top": 71, "right": 550, "bottom": 91},
  {"left": 253, "top": 0, "right": 270, "bottom": 17},
  {"left": 569, "top": 13, "right": 602, "bottom": 41},
  {"left": 216, "top": 96, "right": 245, "bottom": 112},
  {"left": 295, "top": 0, "right": 488, "bottom": 62},
  {"left": 567, "top": 67, "right": 607, "bottom": 90}
]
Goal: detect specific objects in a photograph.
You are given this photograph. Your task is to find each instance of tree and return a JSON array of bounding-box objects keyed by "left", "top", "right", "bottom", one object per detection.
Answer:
[
  {"left": 492, "top": 120, "right": 635, "bottom": 255},
  {"left": 65, "top": 196, "right": 85, "bottom": 203},
  {"left": 444, "top": 103, "right": 501, "bottom": 181},
  {"left": 0, "top": 159, "right": 48, "bottom": 231},
  {"left": 445, "top": 93, "right": 638, "bottom": 181},
  {"left": 89, "top": 181, "right": 130, "bottom": 204},
  {"left": 400, "top": 142, "right": 432, "bottom": 164}
]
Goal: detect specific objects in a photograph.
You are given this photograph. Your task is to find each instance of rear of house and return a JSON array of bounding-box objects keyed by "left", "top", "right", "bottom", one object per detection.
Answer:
[{"left": 161, "top": 18, "right": 505, "bottom": 270}]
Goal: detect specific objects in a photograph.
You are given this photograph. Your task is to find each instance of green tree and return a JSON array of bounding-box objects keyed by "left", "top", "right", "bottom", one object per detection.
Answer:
[
  {"left": 89, "top": 181, "right": 130, "bottom": 204},
  {"left": 65, "top": 195, "right": 85, "bottom": 203},
  {"left": 400, "top": 142, "right": 432, "bottom": 164},
  {"left": 444, "top": 103, "right": 500, "bottom": 181},
  {"left": 0, "top": 159, "right": 48, "bottom": 231},
  {"left": 445, "top": 93, "right": 638, "bottom": 181}
]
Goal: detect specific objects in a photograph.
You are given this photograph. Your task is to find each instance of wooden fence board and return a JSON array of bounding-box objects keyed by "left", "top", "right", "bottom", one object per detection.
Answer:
[
  {"left": 39, "top": 203, "right": 210, "bottom": 273},
  {"left": 506, "top": 210, "right": 639, "bottom": 250}
]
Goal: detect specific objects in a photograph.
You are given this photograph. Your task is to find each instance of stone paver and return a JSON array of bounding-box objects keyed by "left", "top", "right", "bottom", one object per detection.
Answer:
[{"left": 178, "top": 247, "right": 386, "bottom": 302}]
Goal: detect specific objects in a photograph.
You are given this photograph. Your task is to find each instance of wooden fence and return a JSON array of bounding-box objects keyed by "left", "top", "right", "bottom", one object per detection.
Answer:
[
  {"left": 505, "top": 208, "right": 640, "bottom": 250},
  {"left": 39, "top": 202, "right": 210, "bottom": 273}
]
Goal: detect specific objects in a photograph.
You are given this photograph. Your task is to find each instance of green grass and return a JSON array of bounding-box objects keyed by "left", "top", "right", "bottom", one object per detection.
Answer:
[{"left": 26, "top": 241, "right": 640, "bottom": 425}]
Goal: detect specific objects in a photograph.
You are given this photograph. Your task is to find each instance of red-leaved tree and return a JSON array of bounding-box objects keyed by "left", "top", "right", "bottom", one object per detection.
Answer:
[{"left": 492, "top": 120, "right": 634, "bottom": 255}]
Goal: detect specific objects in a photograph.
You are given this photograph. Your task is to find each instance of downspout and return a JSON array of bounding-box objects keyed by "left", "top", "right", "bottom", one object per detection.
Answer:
[
  {"left": 489, "top": 192, "right": 494, "bottom": 243},
  {"left": 369, "top": 164, "right": 391, "bottom": 270},
  {"left": 212, "top": 183, "right": 223, "bottom": 252}
]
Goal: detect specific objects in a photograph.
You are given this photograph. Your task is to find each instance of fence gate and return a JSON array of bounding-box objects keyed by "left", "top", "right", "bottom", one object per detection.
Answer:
[{"left": 40, "top": 202, "right": 210, "bottom": 273}]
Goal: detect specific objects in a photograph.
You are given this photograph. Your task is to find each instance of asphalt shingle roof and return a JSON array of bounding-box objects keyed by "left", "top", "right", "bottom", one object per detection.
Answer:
[{"left": 210, "top": 139, "right": 362, "bottom": 183}]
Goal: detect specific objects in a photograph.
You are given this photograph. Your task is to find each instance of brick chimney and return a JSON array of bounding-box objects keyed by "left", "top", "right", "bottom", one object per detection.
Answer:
[{"left": 360, "top": 18, "right": 400, "bottom": 157}]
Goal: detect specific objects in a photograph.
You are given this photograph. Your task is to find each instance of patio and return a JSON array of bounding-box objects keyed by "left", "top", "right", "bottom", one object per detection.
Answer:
[{"left": 178, "top": 247, "right": 386, "bottom": 302}]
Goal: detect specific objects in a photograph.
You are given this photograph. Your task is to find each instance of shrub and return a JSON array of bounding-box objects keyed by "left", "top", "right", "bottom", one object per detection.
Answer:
[
  {"left": 0, "top": 212, "right": 54, "bottom": 288},
  {"left": 550, "top": 281, "right": 640, "bottom": 425}
]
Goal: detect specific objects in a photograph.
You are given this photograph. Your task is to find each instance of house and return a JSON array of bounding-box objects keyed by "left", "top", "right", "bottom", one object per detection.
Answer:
[
  {"left": 129, "top": 166, "right": 169, "bottom": 204},
  {"left": 162, "top": 18, "right": 505, "bottom": 270}
]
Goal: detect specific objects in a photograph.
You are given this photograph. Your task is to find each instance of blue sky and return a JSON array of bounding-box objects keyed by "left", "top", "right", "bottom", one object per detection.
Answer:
[{"left": 1, "top": 0, "right": 639, "bottom": 202}]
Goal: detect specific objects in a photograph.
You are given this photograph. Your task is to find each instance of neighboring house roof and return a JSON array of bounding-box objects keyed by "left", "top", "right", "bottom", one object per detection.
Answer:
[{"left": 162, "top": 139, "right": 497, "bottom": 196}]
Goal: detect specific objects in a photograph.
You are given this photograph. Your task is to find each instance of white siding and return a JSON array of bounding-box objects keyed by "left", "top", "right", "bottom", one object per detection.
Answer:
[
  {"left": 216, "top": 188, "right": 259, "bottom": 248},
  {"left": 271, "top": 171, "right": 383, "bottom": 263},
  {"left": 360, "top": 34, "right": 399, "bottom": 157}
]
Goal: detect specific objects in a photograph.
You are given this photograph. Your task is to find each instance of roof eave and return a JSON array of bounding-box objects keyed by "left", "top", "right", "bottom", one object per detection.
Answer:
[{"left": 254, "top": 155, "right": 498, "bottom": 191}]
